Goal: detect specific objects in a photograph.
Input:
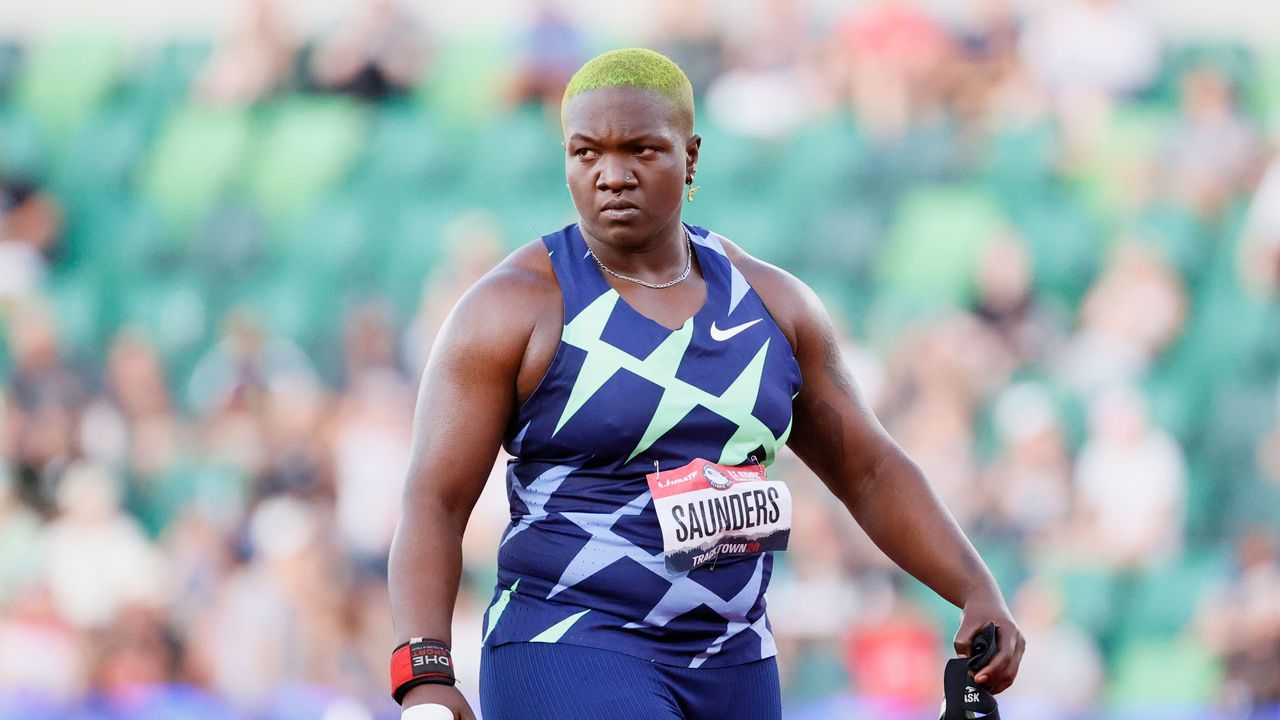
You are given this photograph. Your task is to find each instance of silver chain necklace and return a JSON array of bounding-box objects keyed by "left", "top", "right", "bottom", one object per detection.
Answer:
[{"left": 587, "top": 228, "right": 694, "bottom": 290}]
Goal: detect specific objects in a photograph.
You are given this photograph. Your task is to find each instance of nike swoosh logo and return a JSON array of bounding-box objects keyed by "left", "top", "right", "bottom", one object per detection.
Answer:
[{"left": 709, "top": 319, "right": 762, "bottom": 341}]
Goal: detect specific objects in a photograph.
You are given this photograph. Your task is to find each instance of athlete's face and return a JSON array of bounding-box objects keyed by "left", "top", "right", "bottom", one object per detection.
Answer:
[{"left": 563, "top": 86, "right": 700, "bottom": 248}]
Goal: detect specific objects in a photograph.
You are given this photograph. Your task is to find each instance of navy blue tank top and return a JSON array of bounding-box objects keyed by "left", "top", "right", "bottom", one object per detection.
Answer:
[{"left": 481, "top": 222, "right": 802, "bottom": 668}]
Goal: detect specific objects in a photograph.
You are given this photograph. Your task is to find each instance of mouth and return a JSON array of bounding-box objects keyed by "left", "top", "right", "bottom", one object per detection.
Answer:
[{"left": 600, "top": 199, "right": 640, "bottom": 221}]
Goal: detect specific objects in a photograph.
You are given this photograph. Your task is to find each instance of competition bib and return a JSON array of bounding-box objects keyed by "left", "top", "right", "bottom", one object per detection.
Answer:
[{"left": 646, "top": 458, "right": 792, "bottom": 573}]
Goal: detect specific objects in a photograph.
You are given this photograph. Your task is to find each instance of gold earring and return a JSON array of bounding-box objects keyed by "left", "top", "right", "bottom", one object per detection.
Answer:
[{"left": 687, "top": 184, "right": 700, "bottom": 202}]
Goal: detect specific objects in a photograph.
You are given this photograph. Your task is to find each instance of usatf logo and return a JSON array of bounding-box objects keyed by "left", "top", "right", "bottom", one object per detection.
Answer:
[{"left": 702, "top": 464, "right": 733, "bottom": 490}]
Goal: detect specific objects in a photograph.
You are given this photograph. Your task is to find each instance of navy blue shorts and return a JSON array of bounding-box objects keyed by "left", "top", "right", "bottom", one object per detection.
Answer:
[{"left": 479, "top": 642, "right": 782, "bottom": 720}]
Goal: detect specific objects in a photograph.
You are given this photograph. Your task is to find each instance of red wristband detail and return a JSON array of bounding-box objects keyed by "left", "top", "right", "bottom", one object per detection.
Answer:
[{"left": 390, "top": 638, "right": 456, "bottom": 704}]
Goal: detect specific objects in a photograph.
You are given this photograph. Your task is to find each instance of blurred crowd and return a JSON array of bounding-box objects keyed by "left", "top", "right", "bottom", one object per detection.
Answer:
[{"left": 2, "top": 0, "right": 1280, "bottom": 718}]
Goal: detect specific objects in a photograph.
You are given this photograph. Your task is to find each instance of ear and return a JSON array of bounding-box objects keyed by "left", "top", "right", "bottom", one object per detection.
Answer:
[{"left": 685, "top": 135, "right": 701, "bottom": 185}]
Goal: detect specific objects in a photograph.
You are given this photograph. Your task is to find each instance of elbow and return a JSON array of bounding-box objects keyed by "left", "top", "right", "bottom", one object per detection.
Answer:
[{"left": 843, "top": 447, "right": 914, "bottom": 514}]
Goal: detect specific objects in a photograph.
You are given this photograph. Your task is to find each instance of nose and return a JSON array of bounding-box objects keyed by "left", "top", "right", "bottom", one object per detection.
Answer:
[{"left": 596, "top": 155, "right": 637, "bottom": 192}]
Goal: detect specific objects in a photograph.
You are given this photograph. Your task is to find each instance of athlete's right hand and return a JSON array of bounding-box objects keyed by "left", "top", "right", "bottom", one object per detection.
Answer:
[{"left": 401, "top": 684, "right": 477, "bottom": 720}]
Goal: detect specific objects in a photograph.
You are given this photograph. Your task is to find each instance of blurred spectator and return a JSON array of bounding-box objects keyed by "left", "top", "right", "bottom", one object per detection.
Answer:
[
  {"left": 1070, "top": 384, "right": 1186, "bottom": 569},
  {"left": 1022, "top": 0, "right": 1159, "bottom": 100},
  {"left": 5, "top": 300, "right": 83, "bottom": 510},
  {"left": 0, "top": 583, "right": 88, "bottom": 702},
  {"left": 971, "top": 231, "right": 1063, "bottom": 368},
  {"left": 880, "top": 316, "right": 1012, "bottom": 526},
  {"left": 648, "top": 0, "right": 726, "bottom": 99},
  {"left": 770, "top": 487, "right": 861, "bottom": 697},
  {"left": 828, "top": 0, "right": 952, "bottom": 139},
  {"left": 43, "top": 462, "right": 167, "bottom": 629},
  {"left": 342, "top": 300, "right": 405, "bottom": 386},
  {"left": 91, "top": 606, "right": 183, "bottom": 694},
  {"left": 79, "top": 331, "right": 189, "bottom": 533},
  {"left": 403, "top": 212, "right": 503, "bottom": 374},
  {"left": 1197, "top": 529, "right": 1280, "bottom": 711},
  {"left": 0, "top": 165, "right": 61, "bottom": 304},
  {"left": 1058, "top": 243, "right": 1187, "bottom": 393},
  {"left": 309, "top": 0, "right": 431, "bottom": 102},
  {"left": 0, "top": 466, "right": 42, "bottom": 607},
  {"left": 256, "top": 375, "right": 331, "bottom": 501},
  {"left": 1022, "top": 0, "right": 1160, "bottom": 161},
  {"left": 1240, "top": 151, "right": 1280, "bottom": 294},
  {"left": 507, "top": 1, "right": 587, "bottom": 111},
  {"left": 983, "top": 382, "right": 1073, "bottom": 550},
  {"left": 188, "top": 496, "right": 348, "bottom": 712},
  {"left": 949, "top": 0, "right": 1024, "bottom": 130},
  {"left": 1160, "top": 65, "right": 1261, "bottom": 217},
  {"left": 706, "top": 0, "right": 822, "bottom": 139},
  {"left": 843, "top": 590, "right": 942, "bottom": 708},
  {"left": 196, "top": 0, "right": 295, "bottom": 106},
  {"left": 328, "top": 369, "right": 412, "bottom": 567},
  {"left": 1001, "top": 577, "right": 1105, "bottom": 717},
  {"left": 186, "top": 309, "right": 318, "bottom": 417}
]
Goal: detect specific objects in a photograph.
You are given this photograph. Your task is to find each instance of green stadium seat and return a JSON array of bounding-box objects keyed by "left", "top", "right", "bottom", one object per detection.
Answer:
[
  {"left": 1010, "top": 195, "right": 1105, "bottom": 307},
  {"left": 277, "top": 192, "right": 381, "bottom": 292},
  {"left": 0, "top": 106, "right": 45, "bottom": 178},
  {"left": 381, "top": 199, "right": 465, "bottom": 314},
  {"left": 1075, "top": 106, "right": 1172, "bottom": 222},
  {"left": 244, "top": 97, "right": 367, "bottom": 225},
  {"left": 0, "top": 41, "right": 22, "bottom": 100},
  {"left": 1258, "top": 47, "right": 1280, "bottom": 124},
  {"left": 460, "top": 105, "right": 563, "bottom": 198},
  {"left": 139, "top": 104, "right": 252, "bottom": 234},
  {"left": 1108, "top": 638, "right": 1221, "bottom": 705},
  {"left": 688, "top": 198, "right": 792, "bottom": 266},
  {"left": 131, "top": 41, "right": 212, "bottom": 103},
  {"left": 12, "top": 33, "right": 125, "bottom": 149},
  {"left": 1130, "top": 204, "right": 1209, "bottom": 289},
  {"left": 795, "top": 199, "right": 884, "bottom": 285},
  {"left": 44, "top": 266, "right": 111, "bottom": 359},
  {"left": 118, "top": 271, "right": 211, "bottom": 371},
  {"left": 51, "top": 105, "right": 150, "bottom": 207},
  {"left": 235, "top": 268, "right": 344, "bottom": 353},
  {"left": 875, "top": 183, "right": 1005, "bottom": 307},
  {"left": 784, "top": 644, "right": 851, "bottom": 702},
  {"left": 67, "top": 194, "right": 175, "bottom": 275},
  {"left": 1118, "top": 554, "right": 1226, "bottom": 641},
  {"left": 694, "top": 116, "right": 786, "bottom": 197},
  {"left": 110, "top": 42, "right": 213, "bottom": 139},
  {"left": 982, "top": 121, "right": 1058, "bottom": 213},
  {"left": 1053, "top": 567, "right": 1120, "bottom": 638},
  {"left": 357, "top": 101, "right": 457, "bottom": 189},
  {"left": 418, "top": 34, "right": 516, "bottom": 123}
]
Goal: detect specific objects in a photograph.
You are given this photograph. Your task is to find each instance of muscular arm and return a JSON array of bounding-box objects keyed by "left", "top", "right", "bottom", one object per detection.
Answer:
[
  {"left": 787, "top": 300, "right": 991, "bottom": 610},
  {"left": 729, "top": 245, "right": 1025, "bottom": 692},
  {"left": 387, "top": 249, "right": 556, "bottom": 713}
]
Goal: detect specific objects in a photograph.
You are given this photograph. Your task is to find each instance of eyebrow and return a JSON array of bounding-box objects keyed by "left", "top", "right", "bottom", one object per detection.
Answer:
[{"left": 566, "top": 132, "right": 673, "bottom": 145}]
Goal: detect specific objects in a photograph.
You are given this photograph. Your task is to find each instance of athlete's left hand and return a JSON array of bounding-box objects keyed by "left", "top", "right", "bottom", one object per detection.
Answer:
[{"left": 953, "top": 590, "right": 1026, "bottom": 694}]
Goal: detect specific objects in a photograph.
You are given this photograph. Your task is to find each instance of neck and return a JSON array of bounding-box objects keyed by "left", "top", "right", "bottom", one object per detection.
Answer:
[{"left": 581, "top": 218, "right": 688, "bottom": 280}]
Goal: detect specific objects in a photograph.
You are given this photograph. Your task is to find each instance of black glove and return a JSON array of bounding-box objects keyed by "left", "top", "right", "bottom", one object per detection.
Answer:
[{"left": 939, "top": 623, "right": 1001, "bottom": 720}]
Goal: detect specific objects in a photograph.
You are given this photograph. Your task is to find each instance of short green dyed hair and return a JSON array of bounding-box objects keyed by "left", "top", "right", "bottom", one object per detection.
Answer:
[{"left": 561, "top": 48, "right": 695, "bottom": 131}]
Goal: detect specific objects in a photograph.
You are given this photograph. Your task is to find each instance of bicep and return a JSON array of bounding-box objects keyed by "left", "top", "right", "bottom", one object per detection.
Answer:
[
  {"left": 401, "top": 286, "right": 531, "bottom": 525},
  {"left": 785, "top": 293, "right": 901, "bottom": 503}
]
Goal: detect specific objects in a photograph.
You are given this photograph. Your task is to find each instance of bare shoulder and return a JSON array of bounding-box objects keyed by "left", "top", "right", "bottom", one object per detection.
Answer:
[
  {"left": 437, "top": 238, "right": 561, "bottom": 357},
  {"left": 718, "top": 235, "right": 828, "bottom": 355}
]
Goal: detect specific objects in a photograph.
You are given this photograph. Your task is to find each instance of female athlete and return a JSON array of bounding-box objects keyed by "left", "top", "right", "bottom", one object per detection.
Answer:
[{"left": 387, "top": 48, "right": 1024, "bottom": 720}]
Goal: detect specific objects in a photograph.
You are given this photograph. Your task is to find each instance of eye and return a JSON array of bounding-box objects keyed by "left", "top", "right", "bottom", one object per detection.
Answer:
[
  {"left": 574, "top": 148, "right": 599, "bottom": 160},
  {"left": 635, "top": 146, "right": 658, "bottom": 158}
]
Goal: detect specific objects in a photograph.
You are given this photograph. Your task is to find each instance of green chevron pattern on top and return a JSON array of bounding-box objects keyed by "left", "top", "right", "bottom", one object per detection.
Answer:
[{"left": 556, "top": 290, "right": 784, "bottom": 466}]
